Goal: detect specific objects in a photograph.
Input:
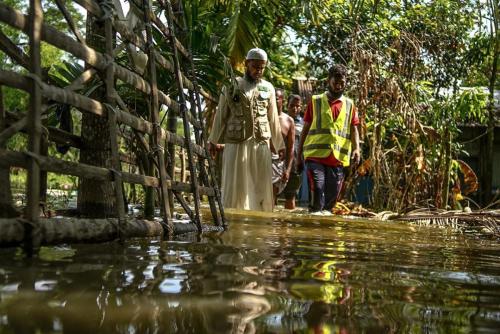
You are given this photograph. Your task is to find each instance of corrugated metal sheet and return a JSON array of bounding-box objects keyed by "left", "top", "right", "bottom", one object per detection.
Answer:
[{"left": 292, "top": 77, "right": 319, "bottom": 111}]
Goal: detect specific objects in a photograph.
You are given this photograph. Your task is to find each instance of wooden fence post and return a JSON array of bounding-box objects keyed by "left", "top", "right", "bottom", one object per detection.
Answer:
[
  {"left": 104, "top": 8, "right": 126, "bottom": 240},
  {"left": 0, "top": 85, "right": 15, "bottom": 218},
  {"left": 25, "top": 0, "right": 43, "bottom": 255},
  {"left": 0, "top": 0, "right": 225, "bottom": 242},
  {"left": 143, "top": 0, "right": 173, "bottom": 236}
]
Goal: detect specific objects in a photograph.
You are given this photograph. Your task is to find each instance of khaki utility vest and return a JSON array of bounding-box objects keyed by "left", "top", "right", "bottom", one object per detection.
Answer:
[
  {"left": 303, "top": 93, "right": 353, "bottom": 166},
  {"left": 223, "top": 77, "right": 272, "bottom": 143}
]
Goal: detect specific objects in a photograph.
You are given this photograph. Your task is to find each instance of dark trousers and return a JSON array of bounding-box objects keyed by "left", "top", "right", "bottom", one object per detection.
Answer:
[{"left": 306, "top": 161, "right": 345, "bottom": 212}]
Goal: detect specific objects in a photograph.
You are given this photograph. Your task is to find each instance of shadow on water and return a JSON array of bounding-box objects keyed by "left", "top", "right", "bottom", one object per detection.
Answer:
[{"left": 1, "top": 215, "right": 500, "bottom": 333}]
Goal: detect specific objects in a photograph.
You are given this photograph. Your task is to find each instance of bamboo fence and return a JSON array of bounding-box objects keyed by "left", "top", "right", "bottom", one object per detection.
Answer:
[{"left": 0, "top": 0, "right": 225, "bottom": 251}]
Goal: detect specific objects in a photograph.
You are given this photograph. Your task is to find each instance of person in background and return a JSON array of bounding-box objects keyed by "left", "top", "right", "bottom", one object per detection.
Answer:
[
  {"left": 208, "top": 48, "right": 285, "bottom": 212},
  {"left": 281, "top": 94, "right": 303, "bottom": 209},
  {"left": 297, "top": 64, "right": 361, "bottom": 215},
  {"left": 271, "top": 89, "right": 295, "bottom": 206}
]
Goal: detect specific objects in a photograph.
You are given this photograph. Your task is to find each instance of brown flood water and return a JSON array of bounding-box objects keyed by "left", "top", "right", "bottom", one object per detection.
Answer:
[{"left": 0, "top": 215, "right": 499, "bottom": 333}]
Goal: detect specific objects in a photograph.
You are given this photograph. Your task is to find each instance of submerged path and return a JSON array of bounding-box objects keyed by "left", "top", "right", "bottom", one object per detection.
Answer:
[{"left": 1, "top": 213, "right": 499, "bottom": 333}]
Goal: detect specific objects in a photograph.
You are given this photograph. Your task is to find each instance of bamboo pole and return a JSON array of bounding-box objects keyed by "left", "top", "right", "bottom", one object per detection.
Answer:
[
  {"left": 86, "top": 8, "right": 212, "bottom": 104},
  {"left": 172, "top": 0, "right": 224, "bottom": 226},
  {"left": 73, "top": 0, "right": 102, "bottom": 17},
  {"left": 147, "top": 10, "right": 190, "bottom": 59},
  {"left": 0, "top": 86, "right": 16, "bottom": 218},
  {"left": 0, "top": 70, "right": 207, "bottom": 157},
  {"left": 0, "top": 69, "right": 104, "bottom": 115},
  {"left": 185, "top": 58, "right": 225, "bottom": 226},
  {"left": 119, "top": 153, "right": 136, "bottom": 165},
  {"left": 0, "top": 149, "right": 216, "bottom": 196},
  {"left": 0, "top": 30, "right": 30, "bottom": 69},
  {"left": 0, "top": 3, "right": 211, "bottom": 128},
  {"left": 189, "top": 88, "right": 225, "bottom": 227},
  {"left": 104, "top": 13, "right": 126, "bottom": 238},
  {"left": 66, "top": 68, "right": 96, "bottom": 90},
  {"left": 54, "top": 0, "right": 86, "bottom": 45},
  {"left": 46, "top": 126, "right": 82, "bottom": 148},
  {"left": 0, "top": 0, "right": 221, "bottom": 236},
  {"left": 90, "top": 1, "right": 215, "bottom": 102},
  {"left": 0, "top": 117, "right": 27, "bottom": 146},
  {"left": 39, "top": 110, "right": 48, "bottom": 218},
  {"left": 165, "top": 104, "right": 177, "bottom": 215},
  {"left": 0, "top": 217, "right": 222, "bottom": 247},
  {"left": 180, "top": 147, "right": 186, "bottom": 182},
  {"left": 164, "top": 0, "right": 202, "bottom": 231},
  {"left": 142, "top": 0, "right": 173, "bottom": 236},
  {"left": 0, "top": 4, "right": 180, "bottom": 115},
  {"left": 5, "top": 110, "right": 84, "bottom": 150},
  {"left": 24, "top": 0, "right": 43, "bottom": 255}
]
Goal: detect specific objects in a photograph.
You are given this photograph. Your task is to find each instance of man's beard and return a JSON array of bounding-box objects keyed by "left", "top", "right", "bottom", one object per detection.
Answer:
[
  {"left": 327, "top": 87, "right": 343, "bottom": 100},
  {"left": 245, "top": 71, "right": 260, "bottom": 83}
]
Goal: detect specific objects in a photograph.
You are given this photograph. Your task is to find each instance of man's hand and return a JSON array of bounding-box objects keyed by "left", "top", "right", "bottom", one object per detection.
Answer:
[
  {"left": 278, "top": 148, "right": 286, "bottom": 161},
  {"left": 296, "top": 155, "right": 304, "bottom": 173},
  {"left": 208, "top": 142, "right": 217, "bottom": 158},
  {"left": 207, "top": 142, "right": 224, "bottom": 158},
  {"left": 281, "top": 169, "right": 290, "bottom": 183},
  {"left": 351, "top": 148, "right": 361, "bottom": 166}
]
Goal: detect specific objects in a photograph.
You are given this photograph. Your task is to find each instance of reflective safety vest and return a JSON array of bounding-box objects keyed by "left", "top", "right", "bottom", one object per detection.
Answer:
[{"left": 303, "top": 93, "right": 354, "bottom": 166}]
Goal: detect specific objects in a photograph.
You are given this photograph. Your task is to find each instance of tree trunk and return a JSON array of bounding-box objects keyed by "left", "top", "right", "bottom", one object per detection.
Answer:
[
  {"left": 77, "top": 14, "right": 115, "bottom": 217},
  {"left": 0, "top": 86, "right": 17, "bottom": 218}
]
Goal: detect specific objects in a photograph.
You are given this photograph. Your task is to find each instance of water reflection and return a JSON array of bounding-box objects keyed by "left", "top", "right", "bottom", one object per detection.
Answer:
[{"left": 0, "top": 218, "right": 499, "bottom": 333}]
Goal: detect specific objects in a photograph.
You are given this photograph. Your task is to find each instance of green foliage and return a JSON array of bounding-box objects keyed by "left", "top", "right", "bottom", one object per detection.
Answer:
[
  {"left": 181, "top": 0, "right": 330, "bottom": 90},
  {"left": 1, "top": 87, "right": 29, "bottom": 113},
  {"left": 1, "top": 0, "right": 496, "bottom": 212},
  {"left": 455, "top": 89, "right": 489, "bottom": 124}
]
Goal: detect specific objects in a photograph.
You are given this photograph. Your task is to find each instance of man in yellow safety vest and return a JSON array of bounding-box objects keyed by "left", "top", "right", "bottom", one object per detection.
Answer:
[{"left": 297, "top": 64, "right": 361, "bottom": 215}]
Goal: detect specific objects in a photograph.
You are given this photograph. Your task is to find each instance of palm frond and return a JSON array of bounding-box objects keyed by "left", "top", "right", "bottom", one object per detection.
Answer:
[{"left": 224, "top": 2, "right": 261, "bottom": 66}]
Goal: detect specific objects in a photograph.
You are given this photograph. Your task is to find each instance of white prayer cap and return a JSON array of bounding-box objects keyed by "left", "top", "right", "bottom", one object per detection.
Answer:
[{"left": 246, "top": 48, "right": 268, "bottom": 61}]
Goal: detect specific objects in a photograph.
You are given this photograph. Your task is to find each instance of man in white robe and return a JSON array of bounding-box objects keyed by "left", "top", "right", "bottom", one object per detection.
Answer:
[{"left": 208, "top": 48, "right": 285, "bottom": 211}]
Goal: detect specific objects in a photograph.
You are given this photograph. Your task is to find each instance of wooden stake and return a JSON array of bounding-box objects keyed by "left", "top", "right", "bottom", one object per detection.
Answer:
[
  {"left": 104, "top": 14, "right": 126, "bottom": 240},
  {"left": 142, "top": 0, "right": 173, "bottom": 237},
  {"left": 164, "top": 0, "right": 202, "bottom": 232},
  {"left": 25, "top": 0, "right": 43, "bottom": 255}
]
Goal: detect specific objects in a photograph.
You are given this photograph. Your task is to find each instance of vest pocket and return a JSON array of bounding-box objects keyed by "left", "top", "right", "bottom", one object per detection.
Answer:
[
  {"left": 255, "top": 119, "right": 271, "bottom": 140},
  {"left": 231, "top": 102, "right": 244, "bottom": 117},
  {"left": 226, "top": 119, "right": 246, "bottom": 142},
  {"left": 256, "top": 99, "right": 268, "bottom": 110}
]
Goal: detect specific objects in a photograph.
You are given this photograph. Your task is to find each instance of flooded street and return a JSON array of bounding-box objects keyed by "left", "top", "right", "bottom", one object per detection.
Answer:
[{"left": 1, "top": 215, "right": 499, "bottom": 333}]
